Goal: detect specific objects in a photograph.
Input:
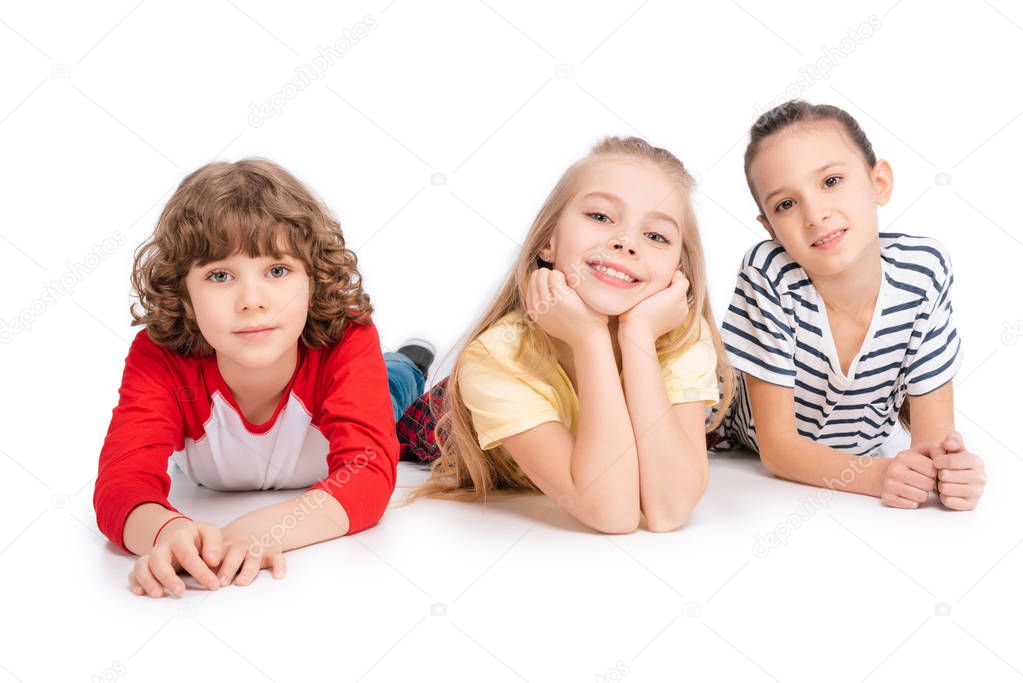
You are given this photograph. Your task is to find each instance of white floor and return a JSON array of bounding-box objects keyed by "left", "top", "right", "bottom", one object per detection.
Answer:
[
  {"left": 4, "top": 439, "right": 1022, "bottom": 682},
  {"left": 3, "top": 1, "right": 1023, "bottom": 680}
]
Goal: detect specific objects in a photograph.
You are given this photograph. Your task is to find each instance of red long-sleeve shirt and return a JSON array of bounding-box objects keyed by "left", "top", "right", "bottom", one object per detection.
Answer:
[{"left": 93, "top": 320, "right": 398, "bottom": 553}]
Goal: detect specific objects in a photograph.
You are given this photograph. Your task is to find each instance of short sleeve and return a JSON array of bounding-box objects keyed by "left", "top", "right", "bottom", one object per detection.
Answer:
[
  {"left": 458, "top": 338, "right": 561, "bottom": 450},
  {"left": 905, "top": 261, "right": 962, "bottom": 396},
  {"left": 662, "top": 322, "right": 720, "bottom": 406},
  {"left": 720, "top": 262, "right": 797, "bottom": 387}
]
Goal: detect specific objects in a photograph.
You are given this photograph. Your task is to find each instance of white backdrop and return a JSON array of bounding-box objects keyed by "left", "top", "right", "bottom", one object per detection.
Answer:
[{"left": 2, "top": 1, "right": 1022, "bottom": 681}]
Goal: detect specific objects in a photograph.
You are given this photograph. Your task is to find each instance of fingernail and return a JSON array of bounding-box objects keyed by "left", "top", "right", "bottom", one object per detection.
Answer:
[{"left": 220, "top": 575, "right": 229, "bottom": 586}]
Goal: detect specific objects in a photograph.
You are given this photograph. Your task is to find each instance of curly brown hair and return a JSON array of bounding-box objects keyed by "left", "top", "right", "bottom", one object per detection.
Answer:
[{"left": 130, "top": 158, "right": 372, "bottom": 356}]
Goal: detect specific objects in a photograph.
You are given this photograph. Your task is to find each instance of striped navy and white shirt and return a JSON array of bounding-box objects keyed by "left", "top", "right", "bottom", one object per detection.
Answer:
[{"left": 718, "top": 233, "right": 962, "bottom": 456}]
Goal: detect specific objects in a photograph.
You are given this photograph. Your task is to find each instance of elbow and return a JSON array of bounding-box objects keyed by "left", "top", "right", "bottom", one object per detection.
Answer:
[
  {"left": 644, "top": 463, "right": 709, "bottom": 533},
  {"left": 591, "top": 514, "right": 641, "bottom": 535},
  {"left": 644, "top": 485, "right": 707, "bottom": 533},
  {"left": 579, "top": 501, "right": 641, "bottom": 535},
  {"left": 757, "top": 437, "right": 792, "bottom": 478}
]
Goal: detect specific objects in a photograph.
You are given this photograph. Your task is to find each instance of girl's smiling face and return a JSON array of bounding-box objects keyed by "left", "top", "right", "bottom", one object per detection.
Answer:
[
  {"left": 540, "top": 156, "right": 687, "bottom": 316},
  {"left": 184, "top": 249, "right": 310, "bottom": 368},
  {"left": 748, "top": 120, "right": 893, "bottom": 277}
]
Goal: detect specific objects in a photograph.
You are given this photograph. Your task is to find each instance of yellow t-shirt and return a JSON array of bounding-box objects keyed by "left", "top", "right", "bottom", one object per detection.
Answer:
[{"left": 458, "top": 310, "right": 720, "bottom": 451}]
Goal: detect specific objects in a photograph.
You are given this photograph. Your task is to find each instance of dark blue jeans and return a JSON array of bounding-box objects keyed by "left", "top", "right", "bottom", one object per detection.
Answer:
[{"left": 384, "top": 352, "right": 425, "bottom": 422}]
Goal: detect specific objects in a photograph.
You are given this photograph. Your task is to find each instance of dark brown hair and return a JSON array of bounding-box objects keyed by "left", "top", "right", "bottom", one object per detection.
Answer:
[
  {"left": 131, "top": 158, "right": 372, "bottom": 356},
  {"left": 743, "top": 99, "right": 877, "bottom": 214}
]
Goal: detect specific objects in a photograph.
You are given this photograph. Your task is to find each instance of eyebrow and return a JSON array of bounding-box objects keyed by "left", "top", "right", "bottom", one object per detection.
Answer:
[
  {"left": 580, "top": 191, "right": 680, "bottom": 235},
  {"left": 761, "top": 161, "right": 847, "bottom": 206}
]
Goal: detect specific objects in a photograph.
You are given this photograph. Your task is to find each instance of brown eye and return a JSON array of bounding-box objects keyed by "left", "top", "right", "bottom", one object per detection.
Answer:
[{"left": 824, "top": 175, "right": 842, "bottom": 188}]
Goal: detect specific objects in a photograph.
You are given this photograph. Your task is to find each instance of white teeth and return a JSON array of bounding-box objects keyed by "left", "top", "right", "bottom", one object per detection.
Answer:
[
  {"left": 813, "top": 229, "right": 846, "bottom": 247},
  {"left": 590, "top": 263, "right": 636, "bottom": 282}
]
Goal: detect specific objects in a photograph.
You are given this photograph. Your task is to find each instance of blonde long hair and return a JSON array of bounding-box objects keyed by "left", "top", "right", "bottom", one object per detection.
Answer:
[{"left": 411, "top": 136, "right": 735, "bottom": 501}]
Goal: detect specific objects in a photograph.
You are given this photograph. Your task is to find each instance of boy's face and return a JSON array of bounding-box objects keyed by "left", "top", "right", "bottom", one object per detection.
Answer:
[
  {"left": 748, "top": 120, "right": 893, "bottom": 277},
  {"left": 540, "top": 156, "right": 686, "bottom": 316},
  {"left": 184, "top": 251, "right": 310, "bottom": 369}
]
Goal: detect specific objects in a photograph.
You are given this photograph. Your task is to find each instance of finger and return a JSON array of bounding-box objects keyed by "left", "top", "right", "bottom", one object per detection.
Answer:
[
  {"left": 135, "top": 560, "right": 166, "bottom": 598},
  {"left": 882, "top": 493, "right": 920, "bottom": 509},
  {"left": 235, "top": 549, "right": 262, "bottom": 586},
  {"left": 217, "top": 545, "right": 248, "bottom": 587},
  {"left": 942, "top": 430, "right": 964, "bottom": 452},
  {"left": 904, "top": 454, "right": 937, "bottom": 479},
  {"left": 550, "top": 270, "right": 571, "bottom": 301},
  {"left": 938, "top": 482, "right": 982, "bottom": 498},
  {"left": 271, "top": 553, "right": 287, "bottom": 580},
  {"left": 175, "top": 544, "right": 220, "bottom": 592},
  {"left": 902, "top": 469, "right": 936, "bottom": 492},
  {"left": 938, "top": 468, "right": 976, "bottom": 484},
  {"left": 932, "top": 452, "right": 975, "bottom": 470},
  {"left": 910, "top": 442, "right": 943, "bottom": 460},
  {"left": 525, "top": 270, "right": 544, "bottom": 319},
  {"left": 540, "top": 268, "right": 557, "bottom": 305},
  {"left": 895, "top": 482, "right": 930, "bottom": 504},
  {"left": 198, "top": 525, "right": 223, "bottom": 568},
  {"left": 940, "top": 495, "right": 976, "bottom": 511},
  {"left": 148, "top": 552, "right": 183, "bottom": 597},
  {"left": 128, "top": 572, "right": 144, "bottom": 596}
]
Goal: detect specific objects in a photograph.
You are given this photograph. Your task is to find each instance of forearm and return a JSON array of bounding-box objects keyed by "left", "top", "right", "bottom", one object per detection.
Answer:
[
  {"left": 621, "top": 333, "right": 706, "bottom": 530},
  {"left": 758, "top": 433, "right": 889, "bottom": 497},
  {"left": 570, "top": 333, "right": 640, "bottom": 526},
  {"left": 224, "top": 489, "right": 350, "bottom": 554},
  {"left": 907, "top": 382, "right": 956, "bottom": 447},
  {"left": 123, "top": 502, "right": 188, "bottom": 556}
]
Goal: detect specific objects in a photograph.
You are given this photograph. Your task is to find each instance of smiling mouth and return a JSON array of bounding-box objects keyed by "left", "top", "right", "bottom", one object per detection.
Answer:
[
  {"left": 812, "top": 228, "right": 847, "bottom": 248},
  {"left": 586, "top": 259, "right": 641, "bottom": 284}
]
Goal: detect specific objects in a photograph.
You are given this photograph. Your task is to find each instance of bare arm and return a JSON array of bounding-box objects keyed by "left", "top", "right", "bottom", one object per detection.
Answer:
[
  {"left": 746, "top": 375, "right": 890, "bottom": 496},
  {"left": 502, "top": 331, "right": 640, "bottom": 533},
  {"left": 619, "top": 330, "right": 708, "bottom": 531},
  {"left": 905, "top": 380, "right": 955, "bottom": 447},
  {"left": 220, "top": 489, "right": 350, "bottom": 553}
]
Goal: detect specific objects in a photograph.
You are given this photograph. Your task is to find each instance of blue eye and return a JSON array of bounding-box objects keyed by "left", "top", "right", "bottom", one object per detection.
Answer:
[
  {"left": 587, "top": 212, "right": 612, "bottom": 223},
  {"left": 646, "top": 232, "right": 669, "bottom": 244},
  {"left": 207, "top": 270, "right": 231, "bottom": 283},
  {"left": 269, "top": 265, "right": 290, "bottom": 278}
]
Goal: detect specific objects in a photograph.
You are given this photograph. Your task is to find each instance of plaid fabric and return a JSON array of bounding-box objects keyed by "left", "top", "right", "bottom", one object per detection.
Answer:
[
  {"left": 396, "top": 377, "right": 448, "bottom": 463},
  {"left": 396, "top": 375, "right": 729, "bottom": 461}
]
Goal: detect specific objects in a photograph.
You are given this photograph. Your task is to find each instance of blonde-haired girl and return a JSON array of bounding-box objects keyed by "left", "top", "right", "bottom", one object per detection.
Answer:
[{"left": 399, "top": 137, "right": 734, "bottom": 533}]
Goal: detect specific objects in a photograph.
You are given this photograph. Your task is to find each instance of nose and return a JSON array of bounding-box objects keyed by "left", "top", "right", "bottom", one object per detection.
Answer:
[
  {"left": 237, "top": 276, "right": 268, "bottom": 311},
  {"left": 802, "top": 195, "right": 832, "bottom": 228},
  {"left": 610, "top": 238, "right": 637, "bottom": 257}
]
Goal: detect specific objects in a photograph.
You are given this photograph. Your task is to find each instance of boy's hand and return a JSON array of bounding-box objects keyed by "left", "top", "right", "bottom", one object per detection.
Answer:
[
  {"left": 618, "top": 270, "right": 690, "bottom": 341},
  {"left": 129, "top": 519, "right": 223, "bottom": 598},
  {"left": 215, "top": 518, "right": 287, "bottom": 587},
  {"left": 932, "top": 431, "right": 986, "bottom": 510},
  {"left": 880, "top": 448, "right": 937, "bottom": 509}
]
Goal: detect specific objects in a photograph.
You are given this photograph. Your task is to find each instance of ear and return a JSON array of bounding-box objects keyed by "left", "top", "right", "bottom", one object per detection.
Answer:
[
  {"left": 871, "top": 159, "right": 894, "bottom": 206},
  {"left": 756, "top": 214, "right": 776, "bottom": 240},
  {"left": 538, "top": 238, "right": 554, "bottom": 264}
]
